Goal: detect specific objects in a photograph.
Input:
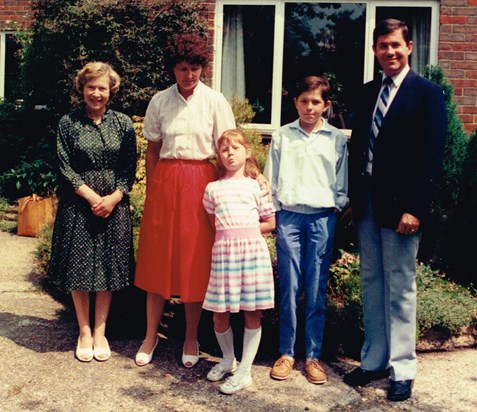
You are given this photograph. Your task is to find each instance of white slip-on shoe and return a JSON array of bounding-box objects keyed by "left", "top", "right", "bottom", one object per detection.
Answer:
[
  {"left": 135, "top": 337, "right": 158, "bottom": 366},
  {"left": 207, "top": 359, "right": 237, "bottom": 382},
  {"left": 219, "top": 374, "right": 252, "bottom": 395}
]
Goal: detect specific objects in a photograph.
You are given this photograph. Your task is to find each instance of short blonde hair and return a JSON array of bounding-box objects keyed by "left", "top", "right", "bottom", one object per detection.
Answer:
[{"left": 75, "top": 62, "right": 121, "bottom": 96}]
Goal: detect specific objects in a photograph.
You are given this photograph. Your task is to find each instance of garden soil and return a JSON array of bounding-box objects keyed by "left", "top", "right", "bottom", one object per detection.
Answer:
[{"left": 0, "top": 230, "right": 476, "bottom": 412}]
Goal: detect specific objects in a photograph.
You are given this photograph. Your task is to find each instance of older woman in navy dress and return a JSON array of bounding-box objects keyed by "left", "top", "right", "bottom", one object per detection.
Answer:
[{"left": 49, "top": 62, "right": 137, "bottom": 362}]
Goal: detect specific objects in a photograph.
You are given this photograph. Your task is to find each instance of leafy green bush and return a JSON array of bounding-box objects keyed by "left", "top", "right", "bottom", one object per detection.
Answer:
[
  {"left": 0, "top": 102, "right": 58, "bottom": 199},
  {"left": 35, "top": 224, "right": 54, "bottom": 277},
  {"left": 420, "top": 66, "right": 469, "bottom": 271},
  {"left": 231, "top": 97, "right": 270, "bottom": 172},
  {"left": 416, "top": 263, "right": 477, "bottom": 335},
  {"left": 423, "top": 66, "right": 469, "bottom": 221},
  {"left": 325, "top": 250, "right": 477, "bottom": 355},
  {"left": 19, "top": 0, "right": 208, "bottom": 116},
  {"left": 0, "top": 198, "right": 17, "bottom": 233},
  {"left": 443, "top": 129, "right": 477, "bottom": 284},
  {"left": 0, "top": 159, "right": 56, "bottom": 197}
]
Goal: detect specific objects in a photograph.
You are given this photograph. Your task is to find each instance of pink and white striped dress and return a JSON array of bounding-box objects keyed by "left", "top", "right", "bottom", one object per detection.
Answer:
[{"left": 202, "top": 177, "right": 275, "bottom": 313}]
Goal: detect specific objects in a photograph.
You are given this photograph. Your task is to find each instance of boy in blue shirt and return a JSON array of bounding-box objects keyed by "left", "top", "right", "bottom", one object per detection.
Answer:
[{"left": 264, "top": 76, "right": 348, "bottom": 384}]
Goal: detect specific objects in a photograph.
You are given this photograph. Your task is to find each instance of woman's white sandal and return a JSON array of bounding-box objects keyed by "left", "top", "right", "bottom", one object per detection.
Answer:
[
  {"left": 75, "top": 338, "right": 93, "bottom": 362},
  {"left": 135, "top": 337, "right": 158, "bottom": 366},
  {"left": 93, "top": 337, "right": 111, "bottom": 362},
  {"left": 182, "top": 341, "right": 200, "bottom": 368}
]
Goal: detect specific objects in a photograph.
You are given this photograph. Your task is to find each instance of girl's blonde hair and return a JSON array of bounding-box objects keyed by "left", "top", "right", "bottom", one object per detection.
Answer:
[
  {"left": 75, "top": 61, "right": 121, "bottom": 97},
  {"left": 216, "top": 129, "right": 261, "bottom": 179}
]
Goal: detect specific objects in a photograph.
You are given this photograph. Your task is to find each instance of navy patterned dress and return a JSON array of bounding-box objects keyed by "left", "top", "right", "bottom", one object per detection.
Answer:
[{"left": 48, "top": 108, "right": 137, "bottom": 292}]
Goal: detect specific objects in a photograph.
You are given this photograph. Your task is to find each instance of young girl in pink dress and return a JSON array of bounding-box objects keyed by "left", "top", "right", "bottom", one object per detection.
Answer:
[{"left": 202, "top": 129, "right": 276, "bottom": 394}]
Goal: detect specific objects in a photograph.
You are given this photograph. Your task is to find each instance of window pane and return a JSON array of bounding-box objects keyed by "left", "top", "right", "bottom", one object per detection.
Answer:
[
  {"left": 282, "top": 3, "right": 366, "bottom": 128},
  {"left": 222, "top": 5, "right": 275, "bottom": 124},
  {"left": 376, "top": 8, "right": 432, "bottom": 76}
]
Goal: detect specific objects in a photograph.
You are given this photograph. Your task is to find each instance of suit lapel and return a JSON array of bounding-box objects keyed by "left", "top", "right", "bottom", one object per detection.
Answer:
[{"left": 381, "top": 70, "right": 417, "bottom": 130}]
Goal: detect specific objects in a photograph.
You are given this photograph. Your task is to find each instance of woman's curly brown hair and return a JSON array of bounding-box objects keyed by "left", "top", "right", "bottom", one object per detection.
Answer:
[{"left": 165, "top": 33, "right": 210, "bottom": 76}]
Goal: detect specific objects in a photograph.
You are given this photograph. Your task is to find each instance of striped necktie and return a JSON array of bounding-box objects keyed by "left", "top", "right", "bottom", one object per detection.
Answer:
[{"left": 369, "top": 76, "right": 393, "bottom": 153}]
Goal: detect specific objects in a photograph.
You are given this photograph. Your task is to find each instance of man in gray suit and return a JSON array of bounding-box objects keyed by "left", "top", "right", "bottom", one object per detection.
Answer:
[{"left": 344, "top": 19, "right": 447, "bottom": 401}]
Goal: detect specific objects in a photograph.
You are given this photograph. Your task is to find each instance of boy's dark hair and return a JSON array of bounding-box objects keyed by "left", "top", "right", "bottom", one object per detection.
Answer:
[
  {"left": 294, "top": 76, "right": 331, "bottom": 102},
  {"left": 373, "top": 18, "right": 411, "bottom": 46},
  {"left": 165, "top": 33, "right": 210, "bottom": 77}
]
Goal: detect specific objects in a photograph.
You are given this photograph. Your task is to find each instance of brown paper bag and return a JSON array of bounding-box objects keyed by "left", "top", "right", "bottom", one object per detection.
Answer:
[{"left": 17, "top": 194, "right": 56, "bottom": 237}]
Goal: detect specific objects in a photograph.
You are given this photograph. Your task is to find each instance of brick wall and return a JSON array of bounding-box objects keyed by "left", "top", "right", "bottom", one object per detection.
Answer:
[
  {"left": 0, "top": 0, "right": 32, "bottom": 30},
  {"left": 440, "top": 0, "right": 477, "bottom": 133}
]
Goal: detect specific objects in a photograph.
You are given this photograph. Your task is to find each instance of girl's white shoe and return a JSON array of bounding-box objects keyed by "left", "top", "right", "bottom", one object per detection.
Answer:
[
  {"left": 219, "top": 374, "right": 252, "bottom": 394},
  {"left": 207, "top": 359, "right": 238, "bottom": 381}
]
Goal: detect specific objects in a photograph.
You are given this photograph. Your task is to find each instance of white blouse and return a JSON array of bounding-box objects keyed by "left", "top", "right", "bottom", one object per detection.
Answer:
[{"left": 143, "top": 81, "right": 236, "bottom": 160}]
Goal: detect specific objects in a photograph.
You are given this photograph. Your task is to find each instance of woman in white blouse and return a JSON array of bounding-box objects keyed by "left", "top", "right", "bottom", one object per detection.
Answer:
[{"left": 134, "top": 33, "right": 236, "bottom": 367}]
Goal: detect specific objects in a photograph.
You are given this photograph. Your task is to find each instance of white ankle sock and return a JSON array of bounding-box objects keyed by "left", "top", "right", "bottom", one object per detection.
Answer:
[{"left": 215, "top": 327, "right": 235, "bottom": 367}]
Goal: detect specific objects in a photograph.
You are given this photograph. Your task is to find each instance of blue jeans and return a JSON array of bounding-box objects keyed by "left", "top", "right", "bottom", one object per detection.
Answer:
[
  {"left": 357, "top": 193, "right": 420, "bottom": 380},
  {"left": 276, "top": 209, "right": 336, "bottom": 359}
]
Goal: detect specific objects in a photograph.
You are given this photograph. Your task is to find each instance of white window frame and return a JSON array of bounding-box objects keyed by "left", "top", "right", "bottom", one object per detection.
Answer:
[
  {"left": 0, "top": 32, "right": 7, "bottom": 99},
  {"left": 214, "top": 0, "right": 440, "bottom": 133}
]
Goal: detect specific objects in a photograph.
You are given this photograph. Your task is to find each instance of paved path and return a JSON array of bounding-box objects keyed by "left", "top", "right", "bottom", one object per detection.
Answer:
[{"left": 0, "top": 230, "right": 476, "bottom": 411}]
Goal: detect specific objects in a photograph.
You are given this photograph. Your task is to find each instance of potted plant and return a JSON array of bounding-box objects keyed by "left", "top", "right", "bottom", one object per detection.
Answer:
[{"left": 0, "top": 159, "right": 57, "bottom": 237}]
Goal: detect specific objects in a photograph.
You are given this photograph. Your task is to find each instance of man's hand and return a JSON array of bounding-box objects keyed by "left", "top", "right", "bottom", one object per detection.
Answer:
[{"left": 396, "top": 213, "right": 420, "bottom": 235}]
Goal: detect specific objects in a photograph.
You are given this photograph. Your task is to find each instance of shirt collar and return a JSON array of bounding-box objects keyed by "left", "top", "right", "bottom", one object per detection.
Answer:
[
  {"left": 174, "top": 80, "right": 204, "bottom": 100},
  {"left": 384, "top": 65, "right": 410, "bottom": 89},
  {"left": 81, "top": 106, "right": 111, "bottom": 122},
  {"left": 289, "top": 117, "right": 332, "bottom": 136}
]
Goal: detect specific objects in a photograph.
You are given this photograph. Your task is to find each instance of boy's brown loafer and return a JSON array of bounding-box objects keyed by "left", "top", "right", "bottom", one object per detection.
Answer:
[{"left": 270, "top": 355, "right": 295, "bottom": 380}]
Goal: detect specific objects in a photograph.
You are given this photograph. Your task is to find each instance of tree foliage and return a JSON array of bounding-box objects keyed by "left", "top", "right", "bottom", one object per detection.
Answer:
[
  {"left": 423, "top": 65, "right": 469, "bottom": 219},
  {"left": 19, "top": 0, "right": 208, "bottom": 116},
  {"left": 419, "top": 66, "right": 470, "bottom": 273},
  {"left": 446, "top": 130, "right": 477, "bottom": 284}
]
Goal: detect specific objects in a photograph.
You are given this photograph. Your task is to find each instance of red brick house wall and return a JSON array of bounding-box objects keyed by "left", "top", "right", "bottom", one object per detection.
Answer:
[
  {"left": 440, "top": 0, "right": 477, "bottom": 132},
  {"left": 0, "top": 0, "right": 32, "bottom": 30},
  {"left": 1, "top": 0, "right": 477, "bottom": 132}
]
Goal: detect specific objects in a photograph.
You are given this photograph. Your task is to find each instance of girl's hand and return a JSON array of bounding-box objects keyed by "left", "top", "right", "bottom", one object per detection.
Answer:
[{"left": 256, "top": 174, "right": 272, "bottom": 202}]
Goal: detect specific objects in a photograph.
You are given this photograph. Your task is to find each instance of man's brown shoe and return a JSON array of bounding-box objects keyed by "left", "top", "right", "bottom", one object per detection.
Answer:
[
  {"left": 305, "top": 359, "right": 328, "bottom": 384},
  {"left": 270, "top": 355, "right": 295, "bottom": 380}
]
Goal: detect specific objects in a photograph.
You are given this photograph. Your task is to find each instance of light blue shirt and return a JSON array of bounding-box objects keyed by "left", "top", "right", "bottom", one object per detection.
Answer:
[{"left": 264, "top": 118, "right": 349, "bottom": 214}]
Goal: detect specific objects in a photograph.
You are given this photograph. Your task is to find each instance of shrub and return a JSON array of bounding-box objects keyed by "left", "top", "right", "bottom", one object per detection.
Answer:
[
  {"left": 0, "top": 102, "right": 58, "bottom": 199},
  {"left": 132, "top": 116, "right": 147, "bottom": 194},
  {"left": 423, "top": 65, "right": 469, "bottom": 220},
  {"left": 445, "top": 129, "right": 477, "bottom": 284},
  {"left": 231, "top": 97, "right": 270, "bottom": 172},
  {"left": 0, "top": 198, "right": 17, "bottom": 233},
  {"left": 19, "top": 0, "right": 208, "bottom": 116},
  {"left": 420, "top": 66, "right": 469, "bottom": 272},
  {"left": 35, "top": 224, "right": 54, "bottom": 277},
  {"left": 0, "top": 159, "right": 56, "bottom": 198},
  {"left": 416, "top": 263, "right": 477, "bottom": 336},
  {"left": 325, "top": 250, "right": 477, "bottom": 356}
]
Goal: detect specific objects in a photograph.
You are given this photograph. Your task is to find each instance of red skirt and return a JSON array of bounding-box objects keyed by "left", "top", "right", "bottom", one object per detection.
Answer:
[{"left": 134, "top": 159, "right": 217, "bottom": 302}]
